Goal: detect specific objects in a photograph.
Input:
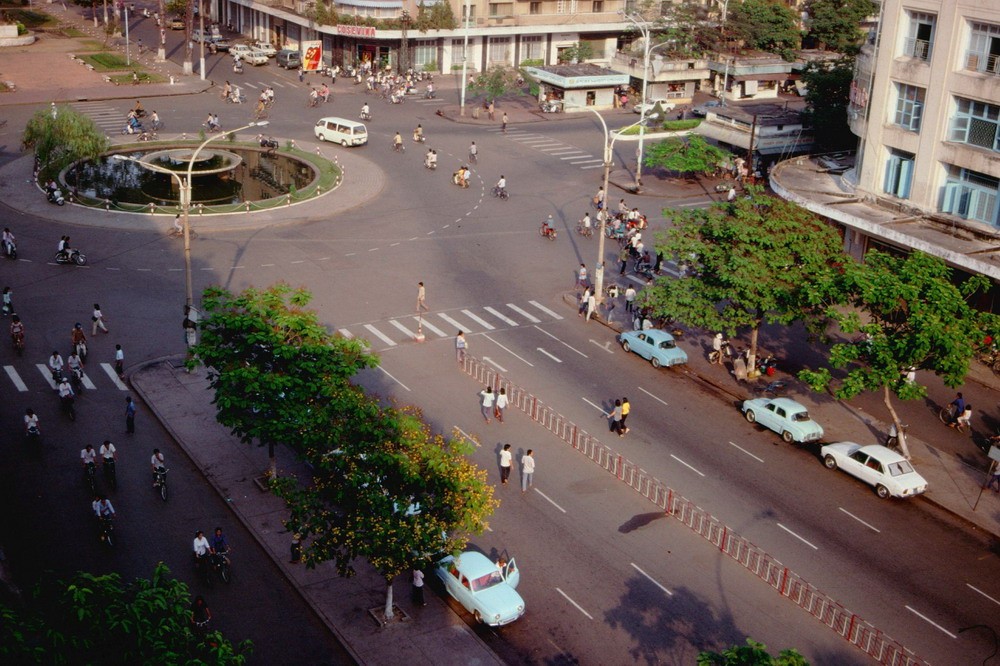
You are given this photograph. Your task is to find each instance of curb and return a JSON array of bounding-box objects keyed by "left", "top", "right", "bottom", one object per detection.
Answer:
[{"left": 127, "top": 356, "right": 365, "bottom": 666}]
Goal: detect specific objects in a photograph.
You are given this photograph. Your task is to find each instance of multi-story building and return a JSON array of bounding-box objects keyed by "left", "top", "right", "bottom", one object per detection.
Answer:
[{"left": 772, "top": 0, "right": 1000, "bottom": 297}]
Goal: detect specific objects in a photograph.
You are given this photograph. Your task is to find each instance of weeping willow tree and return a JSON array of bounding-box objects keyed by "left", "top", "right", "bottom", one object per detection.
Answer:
[{"left": 21, "top": 105, "right": 109, "bottom": 182}]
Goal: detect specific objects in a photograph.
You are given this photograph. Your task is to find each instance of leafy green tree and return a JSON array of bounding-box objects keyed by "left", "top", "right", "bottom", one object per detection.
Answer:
[
  {"left": 557, "top": 41, "right": 595, "bottom": 64},
  {"left": 652, "top": 0, "right": 718, "bottom": 57},
  {"left": 805, "top": 0, "right": 877, "bottom": 54},
  {"left": 643, "top": 135, "right": 729, "bottom": 179},
  {"left": 275, "top": 410, "right": 498, "bottom": 620},
  {"left": 414, "top": 0, "right": 457, "bottom": 31},
  {"left": 468, "top": 65, "right": 523, "bottom": 100},
  {"left": 642, "top": 187, "right": 845, "bottom": 371},
  {"left": 801, "top": 57, "right": 855, "bottom": 151},
  {"left": 165, "top": 0, "right": 195, "bottom": 74},
  {"left": 68, "top": 0, "right": 101, "bottom": 28},
  {"left": 191, "top": 284, "right": 378, "bottom": 475},
  {"left": 799, "top": 251, "right": 999, "bottom": 459},
  {"left": 22, "top": 105, "right": 109, "bottom": 183},
  {"left": 699, "top": 638, "right": 809, "bottom": 665},
  {"left": 727, "top": 0, "right": 800, "bottom": 59},
  {"left": 0, "top": 563, "right": 252, "bottom": 664}
]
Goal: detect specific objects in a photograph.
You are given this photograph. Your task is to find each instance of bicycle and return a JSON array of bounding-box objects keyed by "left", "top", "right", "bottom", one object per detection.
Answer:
[
  {"left": 491, "top": 186, "right": 509, "bottom": 200},
  {"left": 939, "top": 404, "right": 969, "bottom": 433},
  {"left": 576, "top": 222, "right": 593, "bottom": 238},
  {"left": 539, "top": 225, "right": 557, "bottom": 241},
  {"left": 391, "top": 141, "right": 405, "bottom": 153},
  {"left": 885, "top": 423, "right": 909, "bottom": 450},
  {"left": 99, "top": 516, "right": 114, "bottom": 547},
  {"left": 103, "top": 459, "right": 118, "bottom": 491},
  {"left": 752, "top": 379, "right": 788, "bottom": 397},
  {"left": 153, "top": 466, "right": 168, "bottom": 501},
  {"left": 252, "top": 105, "right": 269, "bottom": 121},
  {"left": 84, "top": 462, "right": 97, "bottom": 496}
]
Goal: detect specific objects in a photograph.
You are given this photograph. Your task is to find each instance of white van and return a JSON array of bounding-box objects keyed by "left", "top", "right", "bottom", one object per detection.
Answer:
[{"left": 314, "top": 117, "right": 368, "bottom": 146}]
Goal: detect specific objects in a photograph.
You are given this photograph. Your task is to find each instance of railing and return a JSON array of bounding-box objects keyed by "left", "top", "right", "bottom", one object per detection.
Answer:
[
  {"left": 965, "top": 51, "right": 1000, "bottom": 76},
  {"left": 903, "top": 37, "right": 931, "bottom": 61},
  {"left": 460, "top": 353, "right": 930, "bottom": 666}
]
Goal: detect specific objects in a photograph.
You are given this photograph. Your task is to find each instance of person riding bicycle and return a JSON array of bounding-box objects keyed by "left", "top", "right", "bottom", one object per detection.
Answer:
[
  {"left": 151, "top": 448, "right": 166, "bottom": 483},
  {"left": 469, "top": 141, "right": 478, "bottom": 163},
  {"left": 193, "top": 530, "right": 211, "bottom": 575},
  {"left": 580, "top": 212, "right": 591, "bottom": 235},
  {"left": 81, "top": 444, "right": 97, "bottom": 472},
  {"left": 58, "top": 376, "right": 74, "bottom": 404},
  {"left": 48, "top": 350, "right": 65, "bottom": 380},
  {"left": 149, "top": 110, "right": 160, "bottom": 129},
  {"left": 24, "top": 408, "right": 40, "bottom": 435},
  {"left": 71, "top": 323, "right": 88, "bottom": 358},
  {"left": 93, "top": 495, "right": 115, "bottom": 520},
  {"left": 426, "top": 82, "right": 435, "bottom": 98},
  {"left": 132, "top": 100, "right": 145, "bottom": 117},
  {"left": 393, "top": 132, "right": 403, "bottom": 152},
  {"left": 319, "top": 83, "right": 330, "bottom": 103},
  {"left": 947, "top": 392, "right": 966, "bottom": 425},
  {"left": 10, "top": 315, "right": 24, "bottom": 346},
  {"left": 495, "top": 175, "right": 506, "bottom": 197},
  {"left": 541, "top": 216, "right": 555, "bottom": 239},
  {"left": 413, "top": 124, "right": 423, "bottom": 142},
  {"left": 2, "top": 227, "right": 15, "bottom": 255},
  {"left": 210, "top": 527, "right": 230, "bottom": 566},
  {"left": 308, "top": 87, "right": 319, "bottom": 107},
  {"left": 360, "top": 103, "right": 371, "bottom": 120}
]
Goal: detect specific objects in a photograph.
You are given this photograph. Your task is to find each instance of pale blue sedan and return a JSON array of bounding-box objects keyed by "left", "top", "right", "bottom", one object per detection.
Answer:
[
  {"left": 619, "top": 329, "right": 688, "bottom": 368},
  {"left": 741, "top": 397, "right": 824, "bottom": 443},
  {"left": 435, "top": 551, "right": 523, "bottom": 626}
]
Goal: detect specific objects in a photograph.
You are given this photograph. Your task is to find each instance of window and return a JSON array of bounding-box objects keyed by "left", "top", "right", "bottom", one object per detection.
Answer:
[
  {"left": 488, "top": 36, "right": 511, "bottom": 63},
  {"left": 521, "top": 35, "right": 543, "bottom": 61},
  {"left": 529, "top": 1, "right": 540, "bottom": 13},
  {"left": 884, "top": 150, "right": 914, "bottom": 199},
  {"left": 941, "top": 166, "right": 1000, "bottom": 227},
  {"left": 413, "top": 39, "right": 436, "bottom": 68},
  {"left": 894, "top": 83, "right": 924, "bottom": 131},
  {"left": 451, "top": 39, "right": 465, "bottom": 63},
  {"left": 460, "top": 5, "right": 475, "bottom": 22},
  {"left": 489, "top": 2, "right": 512, "bottom": 17},
  {"left": 949, "top": 97, "right": 1000, "bottom": 152},
  {"left": 966, "top": 22, "right": 1000, "bottom": 75},
  {"left": 556, "top": 0, "right": 577, "bottom": 13},
  {"left": 904, "top": 11, "right": 935, "bottom": 61},
  {"left": 592, "top": 0, "right": 603, "bottom": 11}
]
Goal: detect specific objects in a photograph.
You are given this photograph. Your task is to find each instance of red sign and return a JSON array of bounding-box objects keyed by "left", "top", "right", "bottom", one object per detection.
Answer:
[{"left": 337, "top": 24, "right": 377, "bottom": 38}]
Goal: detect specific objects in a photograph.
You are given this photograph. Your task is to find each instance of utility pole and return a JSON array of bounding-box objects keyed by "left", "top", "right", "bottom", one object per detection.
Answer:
[{"left": 399, "top": 10, "right": 410, "bottom": 73}]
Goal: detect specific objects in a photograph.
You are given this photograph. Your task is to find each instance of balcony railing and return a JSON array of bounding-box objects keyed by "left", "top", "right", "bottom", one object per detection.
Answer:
[
  {"left": 903, "top": 37, "right": 932, "bottom": 61},
  {"left": 965, "top": 51, "right": 1000, "bottom": 76}
]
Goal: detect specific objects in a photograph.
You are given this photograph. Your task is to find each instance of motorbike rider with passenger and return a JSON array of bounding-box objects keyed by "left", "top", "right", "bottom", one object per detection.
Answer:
[
  {"left": 71, "top": 323, "right": 88, "bottom": 359},
  {"left": 424, "top": 149, "right": 437, "bottom": 169},
  {"left": 56, "top": 235, "right": 71, "bottom": 261}
]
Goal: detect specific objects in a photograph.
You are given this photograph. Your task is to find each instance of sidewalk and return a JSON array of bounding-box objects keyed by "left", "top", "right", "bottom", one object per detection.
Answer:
[
  {"left": 130, "top": 358, "right": 505, "bottom": 666},
  {"left": 565, "top": 291, "right": 1000, "bottom": 539}
]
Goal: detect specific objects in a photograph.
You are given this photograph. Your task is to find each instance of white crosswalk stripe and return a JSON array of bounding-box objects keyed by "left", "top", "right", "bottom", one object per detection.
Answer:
[
  {"left": 437, "top": 312, "right": 467, "bottom": 331},
  {"left": 506, "top": 303, "right": 541, "bottom": 323},
  {"left": 494, "top": 127, "right": 601, "bottom": 169},
  {"left": 4, "top": 366, "right": 28, "bottom": 392},
  {"left": 389, "top": 319, "right": 416, "bottom": 337},
  {"left": 461, "top": 309, "right": 495, "bottom": 330},
  {"left": 101, "top": 363, "right": 129, "bottom": 390},
  {"left": 35, "top": 364, "right": 58, "bottom": 389},
  {"left": 1, "top": 363, "right": 126, "bottom": 393},
  {"left": 483, "top": 306, "right": 517, "bottom": 326},
  {"left": 414, "top": 316, "right": 447, "bottom": 337},
  {"left": 530, "top": 300, "right": 563, "bottom": 320},
  {"left": 364, "top": 324, "right": 397, "bottom": 347}
]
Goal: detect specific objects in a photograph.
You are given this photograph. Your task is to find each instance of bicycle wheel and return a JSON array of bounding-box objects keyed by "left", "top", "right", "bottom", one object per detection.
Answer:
[
  {"left": 939, "top": 405, "right": 953, "bottom": 424},
  {"left": 160, "top": 482, "right": 168, "bottom": 502},
  {"left": 220, "top": 562, "right": 231, "bottom": 583}
]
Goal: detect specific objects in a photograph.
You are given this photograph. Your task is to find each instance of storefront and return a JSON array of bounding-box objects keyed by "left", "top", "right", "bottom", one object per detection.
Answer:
[{"left": 523, "top": 64, "right": 628, "bottom": 112}]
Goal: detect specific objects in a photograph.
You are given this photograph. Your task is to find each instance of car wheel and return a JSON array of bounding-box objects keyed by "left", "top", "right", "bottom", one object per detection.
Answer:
[
  {"left": 473, "top": 610, "right": 483, "bottom": 624},
  {"left": 823, "top": 455, "right": 837, "bottom": 470},
  {"left": 340, "top": 140, "right": 348, "bottom": 147},
  {"left": 782, "top": 430, "right": 794, "bottom": 443},
  {"left": 621, "top": 341, "right": 631, "bottom": 353},
  {"left": 651, "top": 357, "right": 661, "bottom": 369},
  {"left": 744, "top": 410, "right": 756, "bottom": 423},
  {"left": 876, "top": 484, "right": 890, "bottom": 499}
]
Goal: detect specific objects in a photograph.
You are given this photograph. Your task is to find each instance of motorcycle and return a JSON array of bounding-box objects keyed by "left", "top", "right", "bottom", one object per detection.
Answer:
[
  {"left": 58, "top": 384, "right": 76, "bottom": 421},
  {"left": 757, "top": 354, "right": 778, "bottom": 376},
  {"left": 70, "top": 364, "right": 85, "bottom": 391},
  {"left": 424, "top": 159, "right": 437, "bottom": 170},
  {"left": 359, "top": 111, "right": 372, "bottom": 121},
  {"left": 540, "top": 100, "right": 562, "bottom": 113},
  {"left": 47, "top": 189, "right": 65, "bottom": 206},
  {"left": 412, "top": 132, "right": 425, "bottom": 143},
  {"left": 539, "top": 225, "right": 557, "bottom": 241},
  {"left": 257, "top": 134, "right": 278, "bottom": 152},
  {"left": 2, "top": 237, "right": 15, "bottom": 260},
  {"left": 54, "top": 249, "right": 87, "bottom": 266},
  {"left": 233, "top": 61, "right": 244, "bottom": 74},
  {"left": 424, "top": 88, "right": 436, "bottom": 99}
]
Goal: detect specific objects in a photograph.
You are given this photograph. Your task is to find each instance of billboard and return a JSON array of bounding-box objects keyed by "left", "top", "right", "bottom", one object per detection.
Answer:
[{"left": 303, "top": 40, "right": 322, "bottom": 71}]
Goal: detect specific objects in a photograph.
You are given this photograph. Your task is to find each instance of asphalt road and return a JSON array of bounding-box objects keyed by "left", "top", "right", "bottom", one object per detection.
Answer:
[{"left": 1, "top": 13, "right": 998, "bottom": 663}]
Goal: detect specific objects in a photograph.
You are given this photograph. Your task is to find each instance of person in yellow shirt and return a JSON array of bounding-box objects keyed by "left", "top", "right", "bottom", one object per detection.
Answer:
[{"left": 620, "top": 397, "right": 631, "bottom": 434}]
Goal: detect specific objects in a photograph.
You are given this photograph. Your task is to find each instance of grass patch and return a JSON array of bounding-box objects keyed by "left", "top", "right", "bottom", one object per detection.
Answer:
[
  {"left": 617, "top": 118, "right": 702, "bottom": 135},
  {"left": 109, "top": 71, "right": 165, "bottom": 84},
  {"left": 79, "top": 39, "right": 104, "bottom": 49},
  {"left": 60, "top": 26, "right": 87, "bottom": 38},
  {"left": 81, "top": 52, "right": 131, "bottom": 71},
  {"left": 0, "top": 8, "right": 57, "bottom": 28}
]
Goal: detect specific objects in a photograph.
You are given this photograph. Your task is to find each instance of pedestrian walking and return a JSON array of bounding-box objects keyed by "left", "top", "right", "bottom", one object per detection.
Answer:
[
  {"left": 501, "top": 112, "right": 508, "bottom": 134},
  {"left": 114, "top": 344, "right": 125, "bottom": 379},
  {"left": 620, "top": 397, "right": 631, "bottom": 434},
  {"left": 499, "top": 443, "right": 512, "bottom": 484},
  {"left": 92, "top": 303, "right": 109, "bottom": 335},
  {"left": 605, "top": 297, "right": 617, "bottom": 324},
  {"left": 585, "top": 292, "right": 597, "bottom": 322},
  {"left": 480, "top": 386, "right": 495, "bottom": 423},
  {"left": 455, "top": 330, "right": 467, "bottom": 363},
  {"left": 521, "top": 449, "right": 534, "bottom": 492},
  {"left": 578, "top": 287, "right": 591, "bottom": 317},
  {"left": 411, "top": 568, "right": 426, "bottom": 606},
  {"left": 488, "top": 101, "right": 495, "bottom": 121},
  {"left": 416, "top": 281, "right": 428, "bottom": 312},
  {"left": 986, "top": 462, "right": 1000, "bottom": 492},
  {"left": 468, "top": 141, "right": 478, "bottom": 163},
  {"left": 619, "top": 246, "right": 629, "bottom": 276},
  {"left": 298, "top": 66, "right": 304, "bottom": 83},
  {"left": 576, "top": 263, "right": 588, "bottom": 288},
  {"left": 624, "top": 286, "right": 636, "bottom": 313},
  {"left": 125, "top": 395, "right": 136, "bottom": 433},
  {"left": 607, "top": 399, "right": 624, "bottom": 437},
  {"left": 495, "top": 387, "right": 508, "bottom": 423}
]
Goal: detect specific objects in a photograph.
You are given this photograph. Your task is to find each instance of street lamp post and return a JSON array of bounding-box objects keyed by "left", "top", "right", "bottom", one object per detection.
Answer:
[
  {"left": 569, "top": 106, "right": 657, "bottom": 303},
  {"left": 114, "top": 120, "right": 268, "bottom": 310},
  {"left": 459, "top": 0, "right": 472, "bottom": 116},
  {"left": 198, "top": 0, "right": 206, "bottom": 81},
  {"left": 620, "top": 13, "right": 670, "bottom": 193}
]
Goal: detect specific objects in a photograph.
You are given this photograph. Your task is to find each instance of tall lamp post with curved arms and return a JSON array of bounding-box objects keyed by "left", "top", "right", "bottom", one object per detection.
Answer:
[{"left": 568, "top": 106, "right": 658, "bottom": 304}]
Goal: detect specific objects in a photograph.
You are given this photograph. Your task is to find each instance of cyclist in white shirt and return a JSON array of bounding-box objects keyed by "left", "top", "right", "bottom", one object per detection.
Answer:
[
  {"left": 80, "top": 444, "right": 97, "bottom": 467},
  {"left": 24, "top": 408, "right": 40, "bottom": 435},
  {"left": 100, "top": 440, "right": 117, "bottom": 463},
  {"left": 151, "top": 448, "right": 166, "bottom": 486},
  {"left": 48, "top": 350, "right": 64, "bottom": 380},
  {"left": 93, "top": 496, "right": 115, "bottom": 519}
]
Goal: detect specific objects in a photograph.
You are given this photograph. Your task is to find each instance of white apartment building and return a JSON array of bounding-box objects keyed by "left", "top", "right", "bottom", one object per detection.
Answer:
[{"left": 850, "top": 0, "right": 1000, "bottom": 230}]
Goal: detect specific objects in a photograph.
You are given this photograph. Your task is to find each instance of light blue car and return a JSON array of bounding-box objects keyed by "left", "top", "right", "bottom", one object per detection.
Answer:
[
  {"left": 435, "top": 551, "right": 523, "bottom": 626},
  {"left": 619, "top": 329, "right": 688, "bottom": 368},
  {"left": 741, "top": 397, "right": 824, "bottom": 443}
]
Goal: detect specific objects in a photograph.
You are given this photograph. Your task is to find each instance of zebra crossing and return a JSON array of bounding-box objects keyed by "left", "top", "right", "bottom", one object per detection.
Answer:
[
  {"left": 71, "top": 100, "right": 132, "bottom": 134},
  {"left": 486, "top": 126, "right": 604, "bottom": 169},
  {"left": 4, "top": 362, "right": 130, "bottom": 393},
  {"left": 338, "top": 300, "right": 564, "bottom": 349}
]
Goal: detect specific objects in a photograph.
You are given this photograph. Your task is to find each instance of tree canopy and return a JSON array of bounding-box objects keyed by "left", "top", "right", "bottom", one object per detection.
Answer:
[
  {"left": 727, "top": 0, "right": 800, "bottom": 59},
  {"left": 641, "top": 187, "right": 845, "bottom": 367},
  {"left": 699, "top": 638, "right": 809, "bottom": 665},
  {"left": 651, "top": 0, "right": 718, "bottom": 57},
  {"left": 801, "top": 57, "right": 856, "bottom": 151},
  {"left": 0, "top": 563, "right": 252, "bottom": 665},
  {"left": 557, "top": 41, "right": 595, "bottom": 64},
  {"left": 805, "top": 0, "right": 878, "bottom": 54},
  {"left": 469, "top": 65, "right": 524, "bottom": 100},
  {"left": 22, "top": 106, "right": 109, "bottom": 182},
  {"left": 643, "top": 134, "right": 729, "bottom": 178},
  {"left": 799, "top": 251, "right": 999, "bottom": 458}
]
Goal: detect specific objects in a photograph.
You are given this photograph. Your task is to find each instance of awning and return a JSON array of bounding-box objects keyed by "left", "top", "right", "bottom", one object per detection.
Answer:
[
  {"left": 696, "top": 122, "right": 751, "bottom": 150},
  {"left": 732, "top": 73, "right": 796, "bottom": 82},
  {"left": 336, "top": 0, "right": 401, "bottom": 8},
  {"left": 696, "top": 122, "right": 813, "bottom": 155}
]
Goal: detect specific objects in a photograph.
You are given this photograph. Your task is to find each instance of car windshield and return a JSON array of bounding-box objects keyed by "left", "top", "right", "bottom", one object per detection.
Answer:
[
  {"left": 791, "top": 411, "right": 812, "bottom": 422},
  {"left": 470, "top": 571, "right": 504, "bottom": 592},
  {"left": 886, "top": 460, "right": 915, "bottom": 477}
]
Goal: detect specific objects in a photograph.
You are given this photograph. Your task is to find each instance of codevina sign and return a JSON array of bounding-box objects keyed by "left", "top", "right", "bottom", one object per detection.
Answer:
[{"left": 336, "top": 25, "right": 377, "bottom": 38}]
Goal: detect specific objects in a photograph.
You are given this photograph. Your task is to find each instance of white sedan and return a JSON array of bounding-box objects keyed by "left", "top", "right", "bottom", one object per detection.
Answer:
[
  {"left": 820, "top": 442, "right": 928, "bottom": 499},
  {"left": 633, "top": 98, "right": 675, "bottom": 116}
]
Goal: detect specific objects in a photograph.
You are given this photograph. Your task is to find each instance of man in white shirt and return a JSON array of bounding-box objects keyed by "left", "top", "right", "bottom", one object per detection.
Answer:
[
  {"left": 48, "top": 350, "right": 64, "bottom": 380},
  {"left": 521, "top": 449, "right": 535, "bottom": 492},
  {"left": 151, "top": 448, "right": 166, "bottom": 486},
  {"left": 80, "top": 444, "right": 97, "bottom": 468}
]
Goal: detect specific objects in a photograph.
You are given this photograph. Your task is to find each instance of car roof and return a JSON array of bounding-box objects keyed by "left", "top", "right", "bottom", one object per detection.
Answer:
[
  {"left": 452, "top": 551, "right": 498, "bottom": 578},
  {"left": 627, "top": 329, "right": 674, "bottom": 341},
  {"left": 858, "top": 444, "right": 908, "bottom": 463},
  {"left": 765, "top": 397, "right": 806, "bottom": 411}
]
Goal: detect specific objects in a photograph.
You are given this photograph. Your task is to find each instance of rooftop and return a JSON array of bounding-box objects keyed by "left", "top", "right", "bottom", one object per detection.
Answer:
[{"left": 710, "top": 103, "right": 805, "bottom": 127}]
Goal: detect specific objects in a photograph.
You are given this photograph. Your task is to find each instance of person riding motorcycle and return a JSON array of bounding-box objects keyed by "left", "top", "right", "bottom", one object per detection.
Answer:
[
  {"left": 424, "top": 149, "right": 437, "bottom": 170},
  {"left": 48, "top": 350, "right": 65, "bottom": 381},
  {"left": 71, "top": 322, "right": 88, "bottom": 359},
  {"left": 360, "top": 103, "right": 371, "bottom": 120},
  {"left": 413, "top": 124, "right": 424, "bottom": 142},
  {"left": 10, "top": 315, "right": 24, "bottom": 347},
  {"left": 2, "top": 227, "right": 15, "bottom": 257},
  {"left": 58, "top": 375, "right": 75, "bottom": 408},
  {"left": 392, "top": 132, "right": 403, "bottom": 152},
  {"left": 541, "top": 216, "right": 556, "bottom": 239},
  {"left": 68, "top": 351, "right": 84, "bottom": 381},
  {"left": 56, "top": 235, "right": 71, "bottom": 261}
]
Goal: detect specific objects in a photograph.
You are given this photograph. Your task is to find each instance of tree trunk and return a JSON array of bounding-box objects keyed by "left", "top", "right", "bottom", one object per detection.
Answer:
[
  {"left": 747, "top": 324, "right": 759, "bottom": 376},
  {"left": 156, "top": 0, "right": 166, "bottom": 62},
  {"left": 182, "top": 1, "right": 194, "bottom": 75},
  {"left": 96, "top": 0, "right": 102, "bottom": 27},
  {"left": 268, "top": 440, "right": 277, "bottom": 478},
  {"left": 883, "top": 384, "right": 911, "bottom": 459},
  {"left": 384, "top": 577, "right": 394, "bottom": 620}
]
